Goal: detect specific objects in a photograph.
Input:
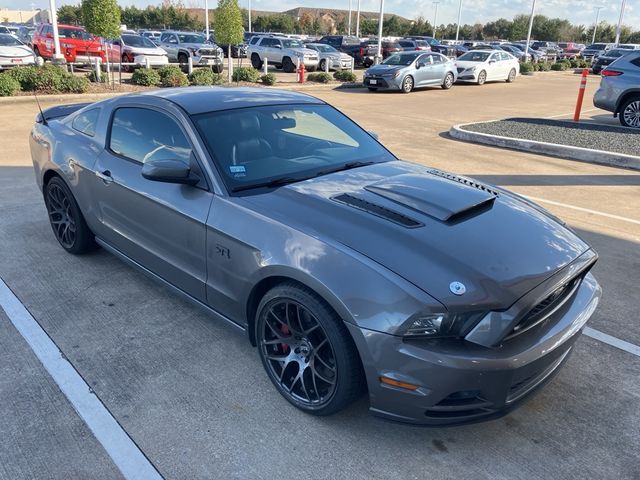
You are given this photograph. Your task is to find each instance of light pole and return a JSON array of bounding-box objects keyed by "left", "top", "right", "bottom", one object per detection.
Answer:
[
  {"left": 432, "top": 2, "right": 440, "bottom": 39},
  {"left": 348, "top": 0, "right": 352, "bottom": 35},
  {"left": 48, "top": 0, "right": 62, "bottom": 60},
  {"left": 614, "top": 0, "right": 627, "bottom": 45},
  {"left": 525, "top": 0, "right": 536, "bottom": 62},
  {"left": 376, "top": 0, "right": 384, "bottom": 64},
  {"left": 355, "top": 0, "right": 361, "bottom": 38},
  {"left": 248, "top": 0, "right": 252, "bottom": 33},
  {"left": 204, "top": 0, "right": 209, "bottom": 40},
  {"left": 455, "top": 0, "right": 463, "bottom": 42},
  {"left": 592, "top": 6, "right": 603, "bottom": 45}
]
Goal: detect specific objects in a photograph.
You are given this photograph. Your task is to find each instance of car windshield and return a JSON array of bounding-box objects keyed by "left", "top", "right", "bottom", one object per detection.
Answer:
[
  {"left": 178, "top": 33, "right": 205, "bottom": 43},
  {"left": 458, "top": 51, "right": 490, "bottom": 62},
  {"left": 282, "top": 39, "right": 303, "bottom": 48},
  {"left": 311, "top": 44, "right": 336, "bottom": 53},
  {"left": 193, "top": 104, "right": 394, "bottom": 192},
  {"left": 58, "top": 28, "right": 93, "bottom": 40},
  {"left": 383, "top": 53, "right": 419, "bottom": 65},
  {"left": 123, "top": 34, "right": 156, "bottom": 48},
  {"left": 588, "top": 44, "right": 607, "bottom": 50},
  {"left": 606, "top": 49, "right": 628, "bottom": 58},
  {"left": 0, "top": 34, "right": 21, "bottom": 46}
]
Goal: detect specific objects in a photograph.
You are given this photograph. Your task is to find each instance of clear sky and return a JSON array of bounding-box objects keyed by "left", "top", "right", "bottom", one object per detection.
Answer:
[{"left": 8, "top": 0, "right": 637, "bottom": 28}]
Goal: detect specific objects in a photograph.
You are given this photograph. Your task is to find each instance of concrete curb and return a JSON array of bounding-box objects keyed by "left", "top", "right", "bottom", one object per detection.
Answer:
[{"left": 449, "top": 121, "right": 640, "bottom": 171}]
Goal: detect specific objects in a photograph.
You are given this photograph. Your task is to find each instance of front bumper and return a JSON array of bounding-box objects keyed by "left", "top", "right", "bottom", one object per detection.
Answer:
[
  {"left": 327, "top": 57, "right": 353, "bottom": 70},
  {"left": 363, "top": 75, "right": 402, "bottom": 90},
  {"left": 0, "top": 56, "right": 35, "bottom": 68},
  {"left": 194, "top": 55, "right": 223, "bottom": 67},
  {"left": 133, "top": 54, "right": 168, "bottom": 67},
  {"left": 347, "top": 272, "right": 601, "bottom": 425}
]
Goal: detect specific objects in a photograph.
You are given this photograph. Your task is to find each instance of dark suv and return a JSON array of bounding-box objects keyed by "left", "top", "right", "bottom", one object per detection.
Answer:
[
  {"left": 406, "top": 36, "right": 456, "bottom": 57},
  {"left": 317, "top": 35, "right": 374, "bottom": 67}
]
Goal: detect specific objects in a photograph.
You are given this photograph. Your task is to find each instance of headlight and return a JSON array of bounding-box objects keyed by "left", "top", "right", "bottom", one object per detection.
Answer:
[
  {"left": 62, "top": 42, "right": 74, "bottom": 48},
  {"left": 402, "top": 312, "right": 484, "bottom": 339},
  {"left": 189, "top": 47, "right": 198, "bottom": 54},
  {"left": 470, "top": 66, "right": 477, "bottom": 72}
]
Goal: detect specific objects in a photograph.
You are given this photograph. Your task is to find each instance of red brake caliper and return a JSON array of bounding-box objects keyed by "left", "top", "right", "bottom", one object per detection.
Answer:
[{"left": 280, "top": 324, "right": 290, "bottom": 353}]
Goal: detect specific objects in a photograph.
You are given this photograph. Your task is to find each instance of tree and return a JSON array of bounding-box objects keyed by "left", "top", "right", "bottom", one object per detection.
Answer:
[
  {"left": 81, "top": 0, "right": 121, "bottom": 39},
  {"left": 57, "top": 5, "right": 82, "bottom": 25},
  {"left": 214, "top": 0, "right": 244, "bottom": 82}
]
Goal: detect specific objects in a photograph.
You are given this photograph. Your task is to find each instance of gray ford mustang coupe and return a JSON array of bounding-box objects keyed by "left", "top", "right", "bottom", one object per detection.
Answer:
[{"left": 30, "top": 87, "right": 601, "bottom": 425}]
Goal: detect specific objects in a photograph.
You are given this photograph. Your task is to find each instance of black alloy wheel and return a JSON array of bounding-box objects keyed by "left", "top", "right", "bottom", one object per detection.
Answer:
[{"left": 257, "top": 284, "right": 364, "bottom": 415}]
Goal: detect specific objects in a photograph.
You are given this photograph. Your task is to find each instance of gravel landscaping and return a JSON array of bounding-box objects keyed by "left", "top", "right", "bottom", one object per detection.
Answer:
[{"left": 461, "top": 118, "right": 640, "bottom": 158}]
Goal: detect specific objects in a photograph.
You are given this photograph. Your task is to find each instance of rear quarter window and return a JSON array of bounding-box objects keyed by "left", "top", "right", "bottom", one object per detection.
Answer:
[
  {"left": 72, "top": 109, "right": 99, "bottom": 137},
  {"left": 631, "top": 57, "right": 640, "bottom": 68}
]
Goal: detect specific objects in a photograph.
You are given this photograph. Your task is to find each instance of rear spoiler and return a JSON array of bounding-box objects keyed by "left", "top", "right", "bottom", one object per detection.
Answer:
[{"left": 36, "top": 102, "right": 93, "bottom": 124}]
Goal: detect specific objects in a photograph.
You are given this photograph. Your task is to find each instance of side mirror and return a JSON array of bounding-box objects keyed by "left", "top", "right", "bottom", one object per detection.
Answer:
[
  {"left": 141, "top": 158, "right": 199, "bottom": 185},
  {"left": 275, "top": 44, "right": 282, "bottom": 49},
  {"left": 489, "top": 60, "right": 496, "bottom": 64}
]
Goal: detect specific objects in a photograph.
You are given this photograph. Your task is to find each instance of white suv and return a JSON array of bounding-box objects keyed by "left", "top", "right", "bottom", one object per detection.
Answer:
[{"left": 248, "top": 35, "right": 319, "bottom": 72}]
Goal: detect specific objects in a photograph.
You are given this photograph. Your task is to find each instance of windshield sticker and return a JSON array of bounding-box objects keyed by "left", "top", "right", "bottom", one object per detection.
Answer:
[{"left": 230, "top": 165, "right": 246, "bottom": 177}]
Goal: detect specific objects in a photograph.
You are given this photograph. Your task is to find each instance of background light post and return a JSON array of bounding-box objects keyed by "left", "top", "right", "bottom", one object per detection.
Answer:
[
  {"left": 614, "top": 0, "right": 627, "bottom": 45},
  {"left": 592, "top": 6, "right": 603, "bottom": 44},
  {"left": 455, "top": 0, "right": 463, "bottom": 42},
  {"left": 248, "top": 0, "right": 252, "bottom": 33},
  {"left": 48, "top": 0, "right": 62, "bottom": 60},
  {"left": 204, "top": 0, "right": 209, "bottom": 40},
  {"left": 432, "top": 2, "right": 440, "bottom": 39},
  {"left": 376, "top": 0, "right": 384, "bottom": 64},
  {"left": 525, "top": 0, "right": 537, "bottom": 62},
  {"left": 348, "top": 0, "right": 352, "bottom": 35},
  {"left": 355, "top": 0, "right": 361, "bottom": 38}
]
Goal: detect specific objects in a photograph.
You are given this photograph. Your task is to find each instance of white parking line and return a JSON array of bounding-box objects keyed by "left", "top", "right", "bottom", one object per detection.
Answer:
[
  {"left": 584, "top": 327, "right": 640, "bottom": 357},
  {"left": 526, "top": 195, "right": 640, "bottom": 226},
  {"left": 546, "top": 108, "right": 599, "bottom": 119},
  {"left": 0, "top": 279, "right": 163, "bottom": 480}
]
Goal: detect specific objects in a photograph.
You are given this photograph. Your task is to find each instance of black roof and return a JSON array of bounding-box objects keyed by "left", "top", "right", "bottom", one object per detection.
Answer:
[{"left": 139, "top": 87, "right": 325, "bottom": 115}]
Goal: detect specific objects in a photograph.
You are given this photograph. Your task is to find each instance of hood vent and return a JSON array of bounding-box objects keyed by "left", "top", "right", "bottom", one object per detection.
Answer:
[
  {"left": 427, "top": 169, "right": 500, "bottom": 197},
  {"left": 332, "top": 193, "right": 423, "bottom": 228}
]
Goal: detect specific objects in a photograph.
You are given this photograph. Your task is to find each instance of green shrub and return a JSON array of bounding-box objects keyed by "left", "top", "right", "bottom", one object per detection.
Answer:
[
  {"left": 551, "top": 61, "right": 568, "bottom": 71},
  {"left": 189, "top": 68, "right": 216, "bottom": 86},
  {"left": 131, "top": 68, "right": 160, "bottom": 86},
  {"left": 232, "top": 66, "right": 261, "bottom": 82},
  {"left": 158, "top": 64, "right": 188, "bottom": 87},
  {"left": 5, "top": 66, "right": 37, "bottom": 90},
  {"left": 537, "top": 61, "right": 551, "bottom": 71},
  {"left": 59, "top": 74, "right": 90, "bottom": 93},
  {"left": 519, "top": 62, "right": 534, "bottom": 74},
  {"left": 333, "top": 70, "right": 357, "bottom": 82},
  {"left": 33, "top": 64, "right": 66, "bottom": 92},
  {"left": 86, "top": 69, "right": 108, "bottom": 83},
  {"left": 260, "top": 73, "right": 276, "bottom": 86},
  {"left": 569, "top": 58, "right": 579, "bottom": 68},
  {"left": 307, "top": 72, "right": 332, "bottom": 83},
  {"left": 0, "top": 73, "right": 21, "bottom": 96}
]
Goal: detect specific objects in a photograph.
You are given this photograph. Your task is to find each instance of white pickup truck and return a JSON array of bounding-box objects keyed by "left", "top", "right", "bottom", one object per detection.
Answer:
[{"left": 247, "top": 35, "right": 319, "bottom": 73}]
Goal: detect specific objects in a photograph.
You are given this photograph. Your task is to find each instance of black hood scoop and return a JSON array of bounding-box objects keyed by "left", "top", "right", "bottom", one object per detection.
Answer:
[
  {"left": 333, "top": 193, "right": 423, "bottom": 228},
  {"left": 365, "top": 173, "right": 497, "bottom": 222}
]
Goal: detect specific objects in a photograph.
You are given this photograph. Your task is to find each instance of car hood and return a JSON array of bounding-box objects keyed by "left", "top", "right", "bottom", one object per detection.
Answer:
[
  {"left": 366, "top": 64, "right": 406, "bottom": 75},
  {"left": 241, "top": 161, "right": 589, "bottom": 310},
  {"left": 0, "top": 45, "right": 34, "bottom": 57},
  {"left": 456, "top": 60, "right": 486, "bottom": 69},
  {"left": 126, "top": 46, "right": 167, "bottom": 55}
]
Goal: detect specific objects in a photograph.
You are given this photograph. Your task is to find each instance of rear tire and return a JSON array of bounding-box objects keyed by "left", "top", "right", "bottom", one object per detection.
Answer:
[
  {"left": 44, "top": 176, "right": 96, "bottom": 255},
  {"left": 283, "top": 57, "right": 295, "bottom": 73},
  {"left": 506, "top": 68, "right": 516, "bottom": 83},
  {"left": 619, "top": 96, "right": 640, "bottom": 128},
  {"left": 256, "top": 283, "right": 365, "bottom": 416},
  {"left": 442, "top": 72, "right": 454, "bottom": 89}
]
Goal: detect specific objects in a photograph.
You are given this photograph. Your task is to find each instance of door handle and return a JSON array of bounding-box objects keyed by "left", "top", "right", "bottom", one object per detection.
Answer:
[{"left": 96, "top": 169, "right": 113, "bottom": 184}]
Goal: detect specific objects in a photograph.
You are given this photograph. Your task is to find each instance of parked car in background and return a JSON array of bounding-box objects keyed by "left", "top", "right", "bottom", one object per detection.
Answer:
[
  {"left": 531, "top": 41, "right": 562, "bottom": 56},
  {"left": 114, "top": 33, "right": 168, "bottom": 71},
  {"left": 17, "top": 25, "right": 36, "bottom": 46},
  {"left": 594, "top": 51, "right": 640, "bottom": 128},
  {"left": 317, "top": 35, "right": 373, "bottom": 67},
  {"left": 617, "top": 44, "right": 640, "bottom": 50},
  {"left": 406, "top": 36, "right": 456, "bottom": 57},
  {"left": 456, "top": 49, "right": 519, "bottom": 85},
  {"left": 509, "top": 43, "right": 544, "bottom": 62},
  {"left": 0, "top": 26, "right": 10, "bottom": 35},
  {"left": 32, "top": 23, "right": 104, "bottom": 64},
  {"left": 0, "top": 33, "right": 36, "bottom": 69},
  {"left": 305, "top": 43, "right": 353, "bottom": 71},
  {"left": 364, "top": 51, "right": 457, "bottom": 93},
  {"left": 591, "top": 48, "right": 632, "bottom": 75},
  {"left": 141, "top": 30, "right": 162, "bottom": 42},
  {"left": 158, "top": 31, "right": 224, "bottom": 73},
  {"left": 582, "top": 43, "right": 614, "bottom": 60},
  {"left": 361, "top": 39, "right": 403, "bottom": 60},
  {"left": 498, "top": 44, "right": 530, "bottom": 62},
  {"left": 453, "top": 44, "right": 468, "bottom": 57},
  {"left": 558, "top": 42, "right": 583, "bottom": 59},
  {"left": 397, "top": 39, "right": 431, "bottom": 52},
  {"left": 248, "top": 35, "right": 319, "bottom": 72}
]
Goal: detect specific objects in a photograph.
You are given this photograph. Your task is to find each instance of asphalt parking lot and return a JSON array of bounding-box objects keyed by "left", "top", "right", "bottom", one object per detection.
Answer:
[{"left": 1, "top": 72, "right": 639, "bottom": 480}]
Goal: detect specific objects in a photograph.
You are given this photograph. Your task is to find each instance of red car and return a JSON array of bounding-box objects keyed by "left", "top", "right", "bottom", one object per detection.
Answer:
[{"left": 31, "top": 23, "right": 106, "bottom": 64}]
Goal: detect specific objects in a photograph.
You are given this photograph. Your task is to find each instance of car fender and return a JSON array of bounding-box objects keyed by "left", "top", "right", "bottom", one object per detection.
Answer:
[{"left": 615, "top": 88, "right": 640, "bottom": 114}]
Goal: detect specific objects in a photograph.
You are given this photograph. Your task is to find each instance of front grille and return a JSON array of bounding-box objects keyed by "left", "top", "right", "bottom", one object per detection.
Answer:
[
  {"left": 333, "top": 193, "right": 422, "bottom": 228},
  {"left": 427, "top": 169, "right": 500, "bottom": 196},
  {"left": 507, "top": 347, "right": 572, "bottom": 403},
  {"left": 507, "top": 276, "right": 582, "bottom": 339},
  {"left": 425, "top": 391, "right": 494, "bottom": 419}
]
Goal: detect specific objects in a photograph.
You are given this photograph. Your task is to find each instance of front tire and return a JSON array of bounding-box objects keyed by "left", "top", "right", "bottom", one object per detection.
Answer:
[
  {"left": 319, "top": 59, "right": 327, "bottom": 72},
  {"left": 256, "top": 283, "right": 364, "bottom": 416},
  {"left": 401, "top": 75, "right": 414, "bottom": 93},
  {"left": 178, "top": 52, "right": 189, "bottom": 73},
  {"left": 251, "top": 53, "right": 263, "bottom": 70},
  {"left": 44, "top": 176, "right": 96, "bottom": 254},
  {"left": 211, "top": 64, "right": 223, "bottom": 74},
  {"left": 507, "top": 68, "right": 516, "bottom": 83},
  {"left": 282, "top": 56, "right": 295, "bottom": 73},
  {"left": 442, "top": 72, "right": 454, "bottom": 89},
  {"left": 620, "top": 96, "right": 640, "bottom": 128},
  {"left": 477, "top": 70, "right": 487, "bottom": 85}
]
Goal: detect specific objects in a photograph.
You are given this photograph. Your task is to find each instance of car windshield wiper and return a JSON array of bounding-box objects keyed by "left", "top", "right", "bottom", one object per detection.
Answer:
[
  {"left": 315, "top": 161, "right": 376, "bottom": 178},
  {"left": 231, "top": 176, "right": 308, "bottom": 193}
]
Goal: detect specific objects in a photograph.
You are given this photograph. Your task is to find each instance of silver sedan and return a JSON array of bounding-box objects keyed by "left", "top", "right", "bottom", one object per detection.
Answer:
[
  {"left": 305, "top": 43, "right": 354, "bottom": 72},
  {"left": 363, "top": 51, "right": 457, "bottom": 93}
]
